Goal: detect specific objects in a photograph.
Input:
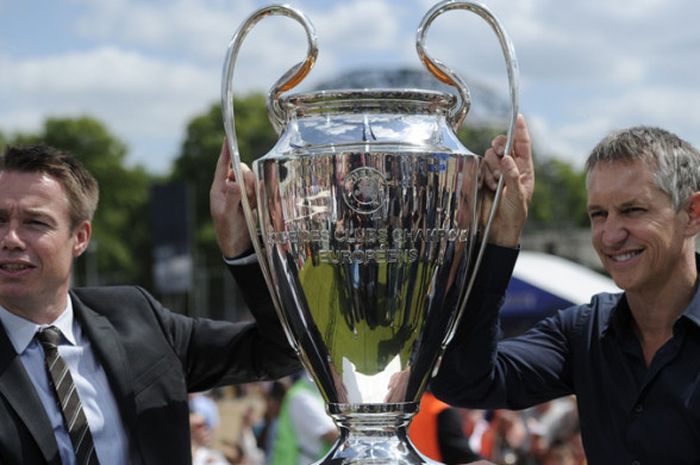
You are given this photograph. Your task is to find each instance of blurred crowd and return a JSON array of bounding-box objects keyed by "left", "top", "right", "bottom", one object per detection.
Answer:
[{"left": 188, "top": 377, "right": 586, "bottom": 465}]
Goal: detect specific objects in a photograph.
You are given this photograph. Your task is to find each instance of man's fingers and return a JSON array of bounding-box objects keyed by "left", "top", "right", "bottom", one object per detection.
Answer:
[
  {"left": 241, "top": 165, "right": 257, "bottom": 210},
  {"left": 489, "top": 114, "right": 531, "bottom": 160},
  {"left": 491, "top": 134, "right": 507, "bottom": 156},
  {"left": 483, "top": 147, "right": 503, "bottom": 191},
  {"left": 513, "top": 113, "right": 532, "bottom": 160},
  {"left": 499, "top": 155, "right": 520, "bottom": 188},
  {"left": 514, "top": 113, "right": 530, "bottom": 144},
  {"left": 215, "top": 140, "right": 232, "bottom": 181}
]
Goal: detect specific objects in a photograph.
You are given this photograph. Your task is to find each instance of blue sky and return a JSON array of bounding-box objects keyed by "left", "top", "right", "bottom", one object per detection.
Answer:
[{"left": 1, "top": 0, "right": 699, "bottom": 174}]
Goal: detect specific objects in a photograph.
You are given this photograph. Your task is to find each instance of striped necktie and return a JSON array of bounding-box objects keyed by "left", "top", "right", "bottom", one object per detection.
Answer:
[{"left": 36, "top": 326, "right": 100, "bottom": 465}]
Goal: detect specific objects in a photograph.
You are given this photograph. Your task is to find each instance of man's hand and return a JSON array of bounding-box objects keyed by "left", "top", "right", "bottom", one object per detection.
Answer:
[
  {"left": 209, "top": 140, "right": 257, "bottom": 258},
  {"left": 481, "top": 113, "right": 534, "bottom": 247}
]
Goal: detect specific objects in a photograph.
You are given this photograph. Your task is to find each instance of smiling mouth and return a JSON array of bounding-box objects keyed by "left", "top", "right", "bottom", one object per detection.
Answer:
[
  {"left": 609, "top": 250, "right": 642, "bottom": 262},
  {"left": 0, "top": 264, "right": 33, "bottom": 272}
]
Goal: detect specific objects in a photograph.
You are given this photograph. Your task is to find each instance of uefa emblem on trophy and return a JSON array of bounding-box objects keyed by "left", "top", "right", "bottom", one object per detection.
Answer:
[{"left": 222, "top": 1, "right": 519, "bottom": 464}]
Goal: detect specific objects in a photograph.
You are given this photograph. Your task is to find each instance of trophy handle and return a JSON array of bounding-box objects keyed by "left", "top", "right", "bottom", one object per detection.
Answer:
[
  {"left": 416, "top": 1, "right": 520, "bottom": 349},
  {"left": 221, "top": 5, "right": 318, "bottom": 354},
  {"left": 416, "top": 0, "right": 519, "bottom": 135}
]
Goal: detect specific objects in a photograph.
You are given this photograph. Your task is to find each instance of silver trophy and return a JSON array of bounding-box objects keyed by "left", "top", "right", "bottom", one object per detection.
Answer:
[{"left": 222, "top": 2, "right": 518, "bottom": 464}]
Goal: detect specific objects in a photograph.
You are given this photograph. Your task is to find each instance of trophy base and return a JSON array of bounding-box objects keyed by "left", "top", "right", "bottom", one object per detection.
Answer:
[{"left": 320, "top": 403, "right": 443, "bottom": 465}]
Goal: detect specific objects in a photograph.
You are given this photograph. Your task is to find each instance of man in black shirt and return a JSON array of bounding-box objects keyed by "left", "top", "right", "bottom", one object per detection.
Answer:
[{"left": 433, "top": 124, "right": 700, "bottom": 464}]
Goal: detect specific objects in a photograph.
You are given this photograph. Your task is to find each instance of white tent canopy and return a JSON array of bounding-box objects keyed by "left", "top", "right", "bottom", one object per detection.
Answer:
[
  {"left": 499, "top": 251, "right": 621, "bottom": 334},
  {"left": 513, "top": 251, "right": 620, "bottom": 305}
]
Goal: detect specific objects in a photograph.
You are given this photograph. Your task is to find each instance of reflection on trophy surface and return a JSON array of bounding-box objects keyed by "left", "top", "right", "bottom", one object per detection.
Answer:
[
  {"left": 222, "top": 2, "right": 518, "bottom": 464},
  {"left": 259, "top": 94, "right": 482, "bottom": 406}
]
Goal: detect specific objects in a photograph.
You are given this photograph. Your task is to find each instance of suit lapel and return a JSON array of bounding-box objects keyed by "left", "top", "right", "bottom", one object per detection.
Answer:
[
  {"left": 0, "top": 322, "right": 61, "bottom": 464},
  {"left": 70, "top": 293, "right": 140, "bottom": 451}
]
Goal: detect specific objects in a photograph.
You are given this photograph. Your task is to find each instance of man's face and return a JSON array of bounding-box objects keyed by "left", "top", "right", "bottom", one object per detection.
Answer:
[
  {"left": 587, "top": 160, "right": 690, "bottom": 294},
  {"left": 0, "top": 170, "right": 90, "bottom": 320}
]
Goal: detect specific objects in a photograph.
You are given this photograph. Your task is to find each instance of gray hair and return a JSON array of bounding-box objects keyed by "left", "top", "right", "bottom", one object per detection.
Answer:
[{"left": 585, "top": 126, "right": 700, "bottom": 210}]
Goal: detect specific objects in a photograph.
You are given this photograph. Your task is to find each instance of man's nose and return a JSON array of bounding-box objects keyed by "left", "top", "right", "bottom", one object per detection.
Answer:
[
  {"left": 0, "top": 223, "right": 25, "bottom": 249},
  {"left": 601, "top": 215, "right": 628, "bottom": 247}
]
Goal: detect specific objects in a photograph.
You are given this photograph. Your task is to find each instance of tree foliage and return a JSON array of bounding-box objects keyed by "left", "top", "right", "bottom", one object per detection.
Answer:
[
  {"left": 172, "top": 96, "right": 590, "bottom": 262},
  {"left": 529, "top": 157, "right": 588, "bottom": 228},
  {"left": 457, "top": 125, "right": 501, "bottom": 156},
  {"left": 171, "top": 94, "right": 277, "bottom": 265},
  {"left": 0, "top": 94, "right": 590, "bottom": 293},
  {"left": 457, "top": 124, "right": 588, "bottom": 230}
]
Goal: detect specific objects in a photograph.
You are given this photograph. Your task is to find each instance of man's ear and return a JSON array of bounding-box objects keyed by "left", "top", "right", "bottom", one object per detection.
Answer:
[
  {"left": 685, "top": 192, "right": 700, "bottom": 237},
  {"left": 72, "top": 220, "right": 92, "bottom": 258}
]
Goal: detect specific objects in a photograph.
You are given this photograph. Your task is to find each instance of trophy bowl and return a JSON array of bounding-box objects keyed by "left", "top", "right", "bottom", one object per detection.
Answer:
[{"left": 222, "top": 2, "right": 518, "bottom": 464}]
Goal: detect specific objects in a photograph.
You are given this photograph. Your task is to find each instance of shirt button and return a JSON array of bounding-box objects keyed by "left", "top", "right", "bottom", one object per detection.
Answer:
[{"left": 634, "top": 404, "right": 643, "bottom": 413}]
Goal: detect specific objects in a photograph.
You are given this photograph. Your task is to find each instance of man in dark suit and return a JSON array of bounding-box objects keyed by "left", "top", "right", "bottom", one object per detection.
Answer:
[{"left": 0, "top": 144, "right": 299, "bottom": 464}]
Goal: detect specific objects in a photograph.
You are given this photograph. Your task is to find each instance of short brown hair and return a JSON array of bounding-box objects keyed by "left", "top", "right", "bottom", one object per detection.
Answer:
[{"left": 0, "top": 144, "right": 99, "bottom": 228}]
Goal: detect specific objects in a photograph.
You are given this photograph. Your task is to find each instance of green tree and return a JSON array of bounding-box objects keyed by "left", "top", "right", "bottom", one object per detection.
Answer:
[
  {"left": 169, "top": 94, "right": 277, "bottom": 318},
  {"left": 457, "top": 124, "right": 501, "bottom": 156},
  {"left": 458, "top": 124, "right": 588, "bottom": 229},
  {"left": 173, "top": 96, "right": 590, "bottom": 258},
  {"left": 171, "top": 94, "right": 277, "bottom": 258},
  {"left": 10, "top": 117, "right": 154, "bottom": 286},
  {"left": 529, "top": 157, "right": 588, "bottom": 228}
]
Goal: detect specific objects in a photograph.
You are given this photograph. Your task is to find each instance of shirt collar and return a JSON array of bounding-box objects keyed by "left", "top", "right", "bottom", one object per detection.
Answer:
[
  {"left": 605, "top": 294, "right": 630, "bottom": 338},
  {"left": 604, "top": 252, "right": 700, "bottom": 336},
  {"left": 0, "top": 297, "right": 76, "bottom": 355}
]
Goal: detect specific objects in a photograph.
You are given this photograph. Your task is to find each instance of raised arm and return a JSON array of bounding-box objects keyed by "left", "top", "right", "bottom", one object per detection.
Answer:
[
  {"left": 209, "top": 140, "right": 257, "bottom": 259},
  {"left": 482, "top": 113, "right": 534, "bottom": 248}
]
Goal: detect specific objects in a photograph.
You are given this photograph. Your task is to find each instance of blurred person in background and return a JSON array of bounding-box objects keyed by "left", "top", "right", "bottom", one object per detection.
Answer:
[
  {"left": 539, "top": 440, "right": 579, "bottom": 465},
  {"left": 271, "top": 372, "right": 339, "bottom": 465},
  {"left": 409, "top": 388, "right": 481, "bottom": 464},
  {"left": 236, "top": 405, "right": 265, "bottom": 465},
  {"left": 477, "top": 410, "right": 531, "bottom": 465},
  {"left": 190, "top": 410, "right": 230, "bottom": 465},
  {"left": 526, "top": 397, "right": 582, "bottom": 463},
  {"left": 255, "top": 380, "right": 289, "bottom": 463},
  {"left": 190, "top": 392, "right": 221, "bottom": 435}
]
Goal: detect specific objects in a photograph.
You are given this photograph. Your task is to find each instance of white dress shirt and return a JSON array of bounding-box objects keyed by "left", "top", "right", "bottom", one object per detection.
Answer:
[{"left": 0, "top": 298, "right": 130, "bottom": 465}]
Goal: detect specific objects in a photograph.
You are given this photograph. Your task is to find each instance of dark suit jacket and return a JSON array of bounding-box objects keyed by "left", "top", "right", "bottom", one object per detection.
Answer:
[{"left": 0, "top": 264, "right": 299, "bottom": 465}]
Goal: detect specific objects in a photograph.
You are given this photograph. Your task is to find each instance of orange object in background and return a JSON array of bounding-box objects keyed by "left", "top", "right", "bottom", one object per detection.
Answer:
[{"left": 408, "top": 391, "right": 451, "bottom": 462}]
